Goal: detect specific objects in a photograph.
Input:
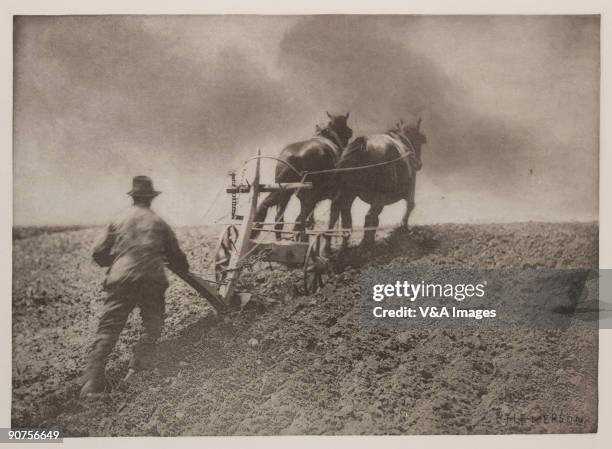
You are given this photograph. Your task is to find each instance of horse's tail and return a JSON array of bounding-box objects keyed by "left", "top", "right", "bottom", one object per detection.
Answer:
[
  {"left": 338, "top": 136, "right": 367, "bottom": 168},
  {"left": 275, "top": 155, "right": 301, "bottom": 183},
  {"left": 330, "top": 136, "right": 367, "bottom": 194}
]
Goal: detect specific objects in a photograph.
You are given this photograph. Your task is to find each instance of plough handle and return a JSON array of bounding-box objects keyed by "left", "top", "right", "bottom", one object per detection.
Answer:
[{"left": 168, "top": 267, "right": 229, "bottom": 313}]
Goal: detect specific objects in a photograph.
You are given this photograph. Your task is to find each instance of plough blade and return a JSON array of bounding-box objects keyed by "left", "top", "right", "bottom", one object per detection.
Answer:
[{"left": 235, "top": 292, "right": 253, "bottom": 308}]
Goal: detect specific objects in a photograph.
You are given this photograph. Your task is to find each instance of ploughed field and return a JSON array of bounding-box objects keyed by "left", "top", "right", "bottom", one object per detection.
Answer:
[{"left": 12, "top": 222, "right": 598, "bottom": 435}]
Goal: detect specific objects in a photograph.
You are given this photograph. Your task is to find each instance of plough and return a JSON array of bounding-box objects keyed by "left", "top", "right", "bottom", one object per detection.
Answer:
[
  {"left": 124, "top": 148, "right": 400, "bottom": 382},
  {"left": 173, "top": 150, "right": 331, "bottom": 314}
]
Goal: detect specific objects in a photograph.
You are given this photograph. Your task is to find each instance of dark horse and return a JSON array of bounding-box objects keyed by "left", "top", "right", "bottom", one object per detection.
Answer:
[
  {"left": 326, "top": 118, "right": 427, "bottom": 251},
  {"left": 252, "top": 112, "right": 353, "bottom": 240}
]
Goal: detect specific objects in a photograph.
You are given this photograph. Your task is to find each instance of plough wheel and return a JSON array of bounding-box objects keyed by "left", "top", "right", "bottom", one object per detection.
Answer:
[
  {"left": 303, "top": 234, "right": 329, "bottom": 295},
  {"left": 213, "top": 224, "right": 239, "bottom": 283}
]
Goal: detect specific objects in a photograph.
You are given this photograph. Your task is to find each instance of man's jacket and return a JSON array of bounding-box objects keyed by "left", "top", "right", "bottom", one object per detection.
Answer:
[{"left": 92, "top": 205, "right": 189, "bottom": 291}]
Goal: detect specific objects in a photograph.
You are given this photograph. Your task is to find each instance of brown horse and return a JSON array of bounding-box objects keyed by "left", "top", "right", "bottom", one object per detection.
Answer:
[
  {"left": 252, "top": 112, "right": 353, "bottom": 240},
  {"left": 326, "top": 118, "right": 427, "bottom": 251}
]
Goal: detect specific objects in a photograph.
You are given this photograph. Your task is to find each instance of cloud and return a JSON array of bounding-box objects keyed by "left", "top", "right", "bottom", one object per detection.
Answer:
[
  {"left": 13, "top": 15, "right": 599, "bottom": 225},
  {"left": 275, "top": 16, "right": 598, "bottom": 222}
]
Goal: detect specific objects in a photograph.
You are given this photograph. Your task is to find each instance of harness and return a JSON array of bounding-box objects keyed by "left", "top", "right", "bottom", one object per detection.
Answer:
[
  {"left": 316, "top": 127, "right": 344, "bottom": 160},
  {"left": 242, "top": 129, "right": 421, "bottom": 184},
  {"left": 387, "top": 130, "right": 422, "bottom": 172}
]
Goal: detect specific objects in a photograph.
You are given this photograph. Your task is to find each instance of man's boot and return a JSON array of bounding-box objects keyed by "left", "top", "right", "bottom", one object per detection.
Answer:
[
  {"left": 128, "top": 341, "right": 158, "bottom": 373},
  {"left": 79, "top": 364, "right": 107, "bottom": 398}
]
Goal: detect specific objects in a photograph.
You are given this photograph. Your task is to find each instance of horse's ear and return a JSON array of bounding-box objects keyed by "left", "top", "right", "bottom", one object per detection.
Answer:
[
  {"left": 417, "top": 117, "right": 422, "bottom": 130},
  {"left": 326, "top": 111, "right": 332, "bottom": 119},
  {"left": 345, "top": 112, "right": 350, "bottom": 119},
  {"left": 400, "top": 119, "right": 404, "bottom": 125}
]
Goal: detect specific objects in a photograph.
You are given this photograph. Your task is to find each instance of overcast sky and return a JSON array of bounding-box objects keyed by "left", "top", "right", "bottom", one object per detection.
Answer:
[{"left": 13, "top": 15, "right": 599, "bottom": 226}]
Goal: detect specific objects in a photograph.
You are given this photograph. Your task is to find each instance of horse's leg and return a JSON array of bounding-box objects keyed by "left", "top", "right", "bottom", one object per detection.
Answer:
[
  {"left": 306, "top": 211, "right": 315, "bottom": 229},
  {"left": 339, "top": 194, "right": 355, "bottom": 250},
  {"left": 252, "top": 192, "right": 280, "bottom": 238},
  {"left": 294, "top": 192, "right": 317, "bottom": 242},
  {"left": 324, "top": 194, "right": 342, "bottom": 255},
  {"left": 401, "top": 176, "right": 417, "bottom": 229},
  {"left": 324, "top": 192, "right": 356, "bottom": 255},
  {"left": 362, "top": 199, "right": 384, "bottom": 246},
  {"left": 273, "top": 190, "right": 293, "bottom": 241}
]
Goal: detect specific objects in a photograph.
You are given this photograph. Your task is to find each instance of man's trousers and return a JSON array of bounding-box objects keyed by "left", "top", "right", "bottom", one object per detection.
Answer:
[{"left": 83, "top": 281, "right": 166, "bottom": 385}]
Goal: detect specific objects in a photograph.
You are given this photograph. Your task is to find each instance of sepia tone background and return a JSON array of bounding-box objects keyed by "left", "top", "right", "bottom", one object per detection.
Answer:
[
  {"left": 5, "top": 10, "right": 608, "bottom": 440},
  {"left": 13, "top": 15, "right": 599, "bottom": 227}
]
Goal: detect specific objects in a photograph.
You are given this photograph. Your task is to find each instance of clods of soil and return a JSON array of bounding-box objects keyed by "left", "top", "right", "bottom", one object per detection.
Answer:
[{"left": 12, "top": 222, "right": 598, "bottom": 435}]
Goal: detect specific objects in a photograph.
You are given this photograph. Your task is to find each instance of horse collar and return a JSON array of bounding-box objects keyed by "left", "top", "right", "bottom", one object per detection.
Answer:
[
  {"left": 388, "top": 130, "right": 422, "bottom": 171},
  {"left": 388, "top": 130, "right": 416, "bottom": 154},
  {"left": 319, "top": 127, "right": 344, "bottom": 149}
]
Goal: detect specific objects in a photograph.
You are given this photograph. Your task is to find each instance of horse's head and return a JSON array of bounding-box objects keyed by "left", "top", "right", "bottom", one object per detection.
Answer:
[
  {"left": 326, "top": 111, "right": 353, "bottom": 148},
  {"left": 394, "top": 117, "right": 427, "bottom": 170}
]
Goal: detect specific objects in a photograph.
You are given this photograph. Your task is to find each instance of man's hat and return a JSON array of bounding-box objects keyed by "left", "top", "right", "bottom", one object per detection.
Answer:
[{"left": 127, "top": 176, "right": 161, "bottom": 197}]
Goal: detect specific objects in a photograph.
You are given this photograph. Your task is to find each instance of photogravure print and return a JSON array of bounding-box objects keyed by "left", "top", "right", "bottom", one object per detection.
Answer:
[{"left": 12, "top": 15, "right": 599, "bottom": 436}]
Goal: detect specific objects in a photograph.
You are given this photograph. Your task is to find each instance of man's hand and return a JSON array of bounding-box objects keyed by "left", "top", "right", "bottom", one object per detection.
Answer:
[{"left": 92, "top": 223, "right": 117, "bottom": 267}]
